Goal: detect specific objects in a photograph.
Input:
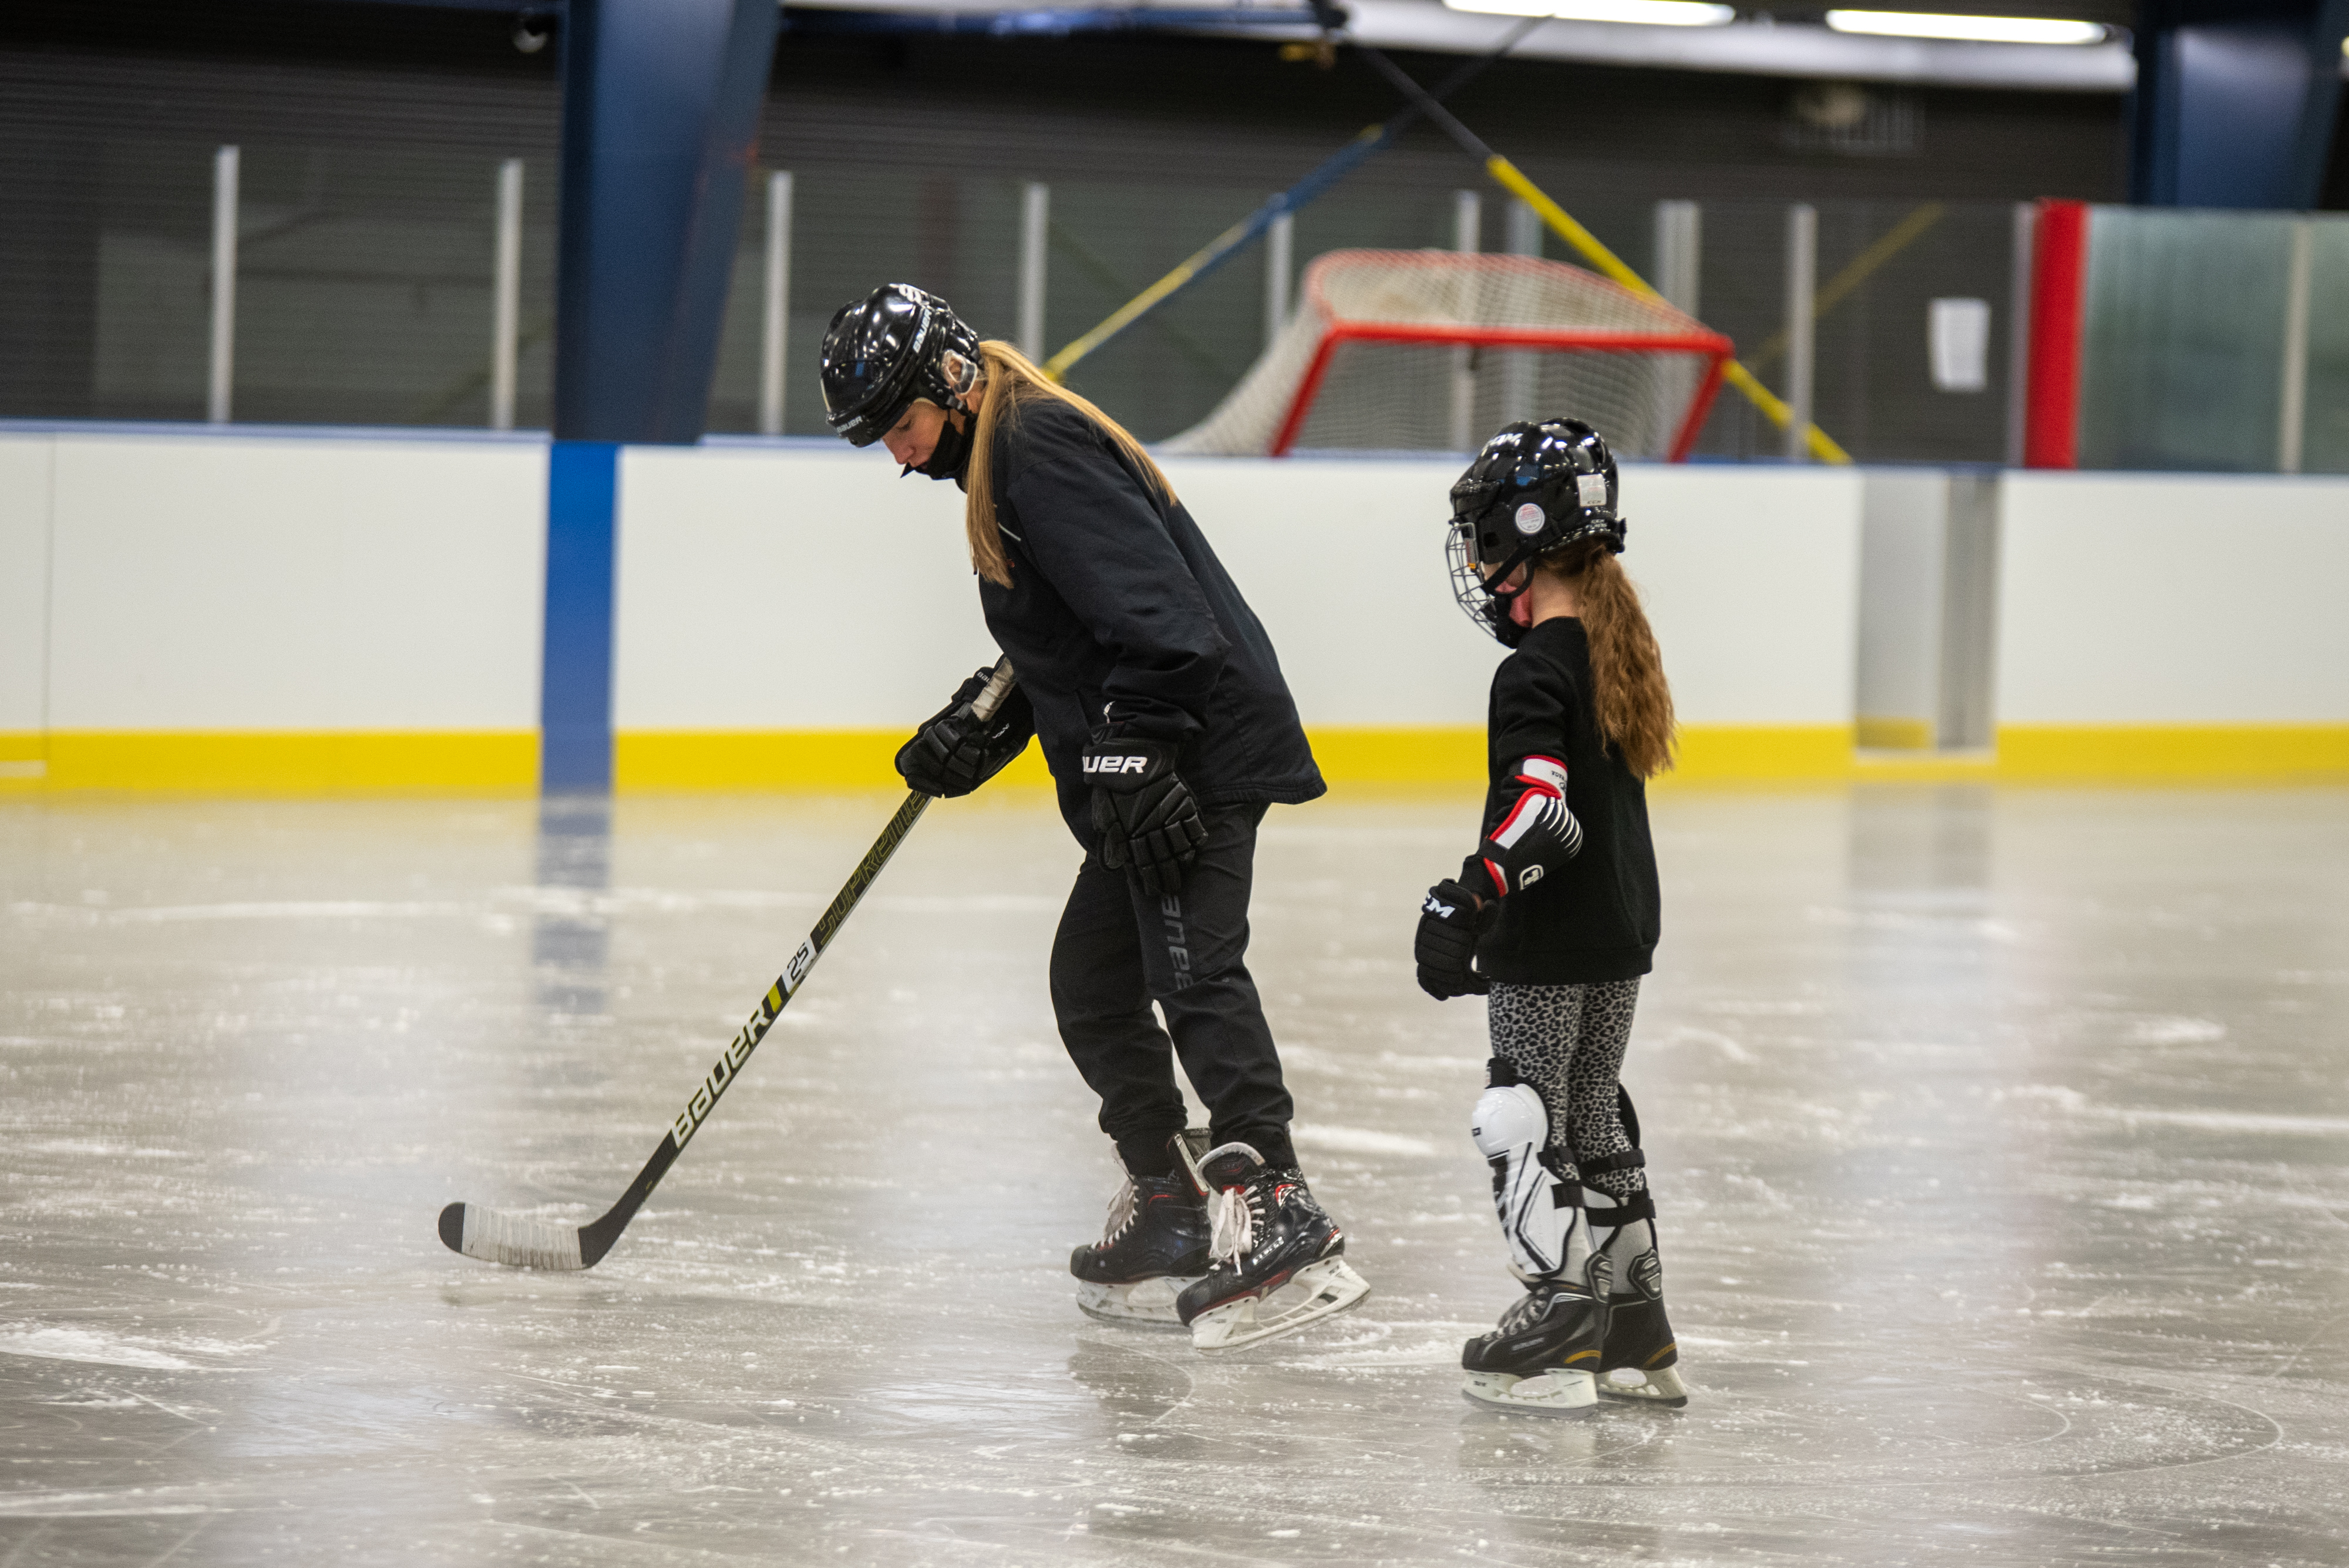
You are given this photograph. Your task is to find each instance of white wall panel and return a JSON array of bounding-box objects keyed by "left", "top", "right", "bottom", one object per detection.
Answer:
[
  {"left": 613, "top": 443, "right": 995, "bottom": 729},
  {"left": 1167, "top": 455, "right": 1496, "bottom": 728},
  {"left": 1178, "top": 459, "right": 1865, "bottom": 728},
  {"left": 1620, "top": 466, "right": 1864, "bottom": 725},
  {"left": 46, "top": 434, "right": 544, "bottom": 730},
  {"left": 0, "top": 436, "right": 53, "bottom": 733},
  {"left": 613, "top": 449, "right": 1867, "bottom": 733},
  {"left": 1997, "top": 472, "right": 2349, "bottom": 724}
]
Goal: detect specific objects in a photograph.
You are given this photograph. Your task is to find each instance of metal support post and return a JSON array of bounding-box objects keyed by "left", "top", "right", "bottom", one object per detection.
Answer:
[
  {"left": 1017, "top": 180, "right": 1048, "bottom": 365},
  {"left": 1503, "top": 198, "right": 1540, "bottom": 426},
  {"left": 208, "top": 145, "right": 239, "bottom": 425},
  {"left": 1783, "top": 203, "right": 1816, "bottom": 463},
  {"left": 492, "top": 159, "right": 524, "bottom": 431},
  {"left": 1264, "top": 205, "right": 1293, "bottom": 351},
  {"left": 1653, "top": 199, "right": 1701, "bottom": 319},
  {"left": 760, "top": 170, "right": 793, "bottom": 436},
  {"left": 2003, "top": 201, "right": 2034, "bottom": 467},
  {"left": 1451, "top": 189, "right": 1481, "bottom": 451},
  {"left": 2279, "top": 218, "right": 2313, "bottom": 475}
]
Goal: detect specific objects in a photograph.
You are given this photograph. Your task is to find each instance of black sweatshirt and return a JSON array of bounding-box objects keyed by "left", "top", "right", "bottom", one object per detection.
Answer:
[
  {"left": 1472, "top": 618, "right": 1660, "bottom": 984},
  {"left": 971, "top": 398, "right": 1325, "bottom": 844}
]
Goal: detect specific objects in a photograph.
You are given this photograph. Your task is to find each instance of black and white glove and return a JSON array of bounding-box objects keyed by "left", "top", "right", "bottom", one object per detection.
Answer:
[
  {"left": 895, "top": 668, "right": 1034, "bottom": 799},
  {"left": 1084, "top": 735, "right": 1209, "bottom": 896},
  {"left": 1414, "top": 878, "right": 1497, "bottom": 1001}
]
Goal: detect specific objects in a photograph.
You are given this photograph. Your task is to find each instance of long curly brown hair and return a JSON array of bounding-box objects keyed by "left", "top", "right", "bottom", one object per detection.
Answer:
[
  {"left": 1537, "top": 541, "right": 1676, "bottom": 779},
  {"left": 961, "top": 341, "right": 1173, "bottom": 587}
]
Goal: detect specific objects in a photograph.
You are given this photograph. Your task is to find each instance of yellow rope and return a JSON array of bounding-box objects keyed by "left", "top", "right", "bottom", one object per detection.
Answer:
[
  {"left": 1745, "top": 201, "right": 1947, "bottom": 372},
  {"left": 1485, "top": 156, "right": 1853, "bottom": 465}
]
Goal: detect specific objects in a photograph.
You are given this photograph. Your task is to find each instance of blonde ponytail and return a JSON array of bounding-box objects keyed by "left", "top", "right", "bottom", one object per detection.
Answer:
[{"left": 961, "top": 341, "right": 1174, "bottom": 588}]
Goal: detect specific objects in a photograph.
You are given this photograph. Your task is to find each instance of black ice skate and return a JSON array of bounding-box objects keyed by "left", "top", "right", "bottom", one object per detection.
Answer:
[
  {"left": 1070, "top": 1134, "right": 1212, "bottom": 1328},
  {"left": 1584, "top": 1167, "right": 1688, "bottom": 1407},
  {"left": 1459, "top": 1277, "right": 1608, "bottom": 1415},
  {"left": 1175, "top": 1143, "right": 1369, "bottom": 1351}
]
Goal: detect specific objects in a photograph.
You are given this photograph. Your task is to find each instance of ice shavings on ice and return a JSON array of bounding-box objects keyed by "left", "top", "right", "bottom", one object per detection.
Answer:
[
  {"left": 1995, "top": 1085, "right": 2349, "bottom": 1136},
  {"left": 0, "top": 1327, "right": 196, "bottom": 1370},
  {"left": 0, "top": 1325, "right": 263, "bottom": 1371},
  {"left": 2125, "top": 1016, "right": 2228, "bottom": 1045},
  {"left": 1292, "top": 1124, "right": 1438, "bottom": 1157}
]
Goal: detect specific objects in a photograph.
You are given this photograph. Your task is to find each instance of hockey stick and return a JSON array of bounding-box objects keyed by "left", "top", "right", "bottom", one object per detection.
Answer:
[{"left": 439, "top": 658, "right": 1018, "bottom": 1270}]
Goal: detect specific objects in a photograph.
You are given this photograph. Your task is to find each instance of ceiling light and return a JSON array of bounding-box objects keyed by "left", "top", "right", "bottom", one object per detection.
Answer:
[
  {"left": 1442, "top": 0, "right": 1737, "bottom": 26},
  {"left": 1824, "top": 10, "right": 2107, "bottom": 45}
]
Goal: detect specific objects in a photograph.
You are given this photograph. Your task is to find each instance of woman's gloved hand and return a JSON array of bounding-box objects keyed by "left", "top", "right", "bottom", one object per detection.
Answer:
[
  {"left": 1083, "top": 735, "right": 1207, "bottom": 896},
  {"left": 895, "top": 667, "right": 1034, "bottom": 798}
]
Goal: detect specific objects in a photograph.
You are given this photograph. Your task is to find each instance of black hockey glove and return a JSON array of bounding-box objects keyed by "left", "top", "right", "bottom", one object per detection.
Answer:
[
  {"left": 895, "top": 667, "right": 1035, "bottom": 799},
  {"left": 1415, "top": 878, "right": 1497, "bottom": 1001},
  {"left": 1084, "top": 735, "right": 1208, "bottom": 896}
]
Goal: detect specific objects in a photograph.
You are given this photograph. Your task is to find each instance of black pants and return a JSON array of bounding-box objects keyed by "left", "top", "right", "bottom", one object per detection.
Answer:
[{"left": 1049, "top": 805, "right": 1297, "bottom": 1175}]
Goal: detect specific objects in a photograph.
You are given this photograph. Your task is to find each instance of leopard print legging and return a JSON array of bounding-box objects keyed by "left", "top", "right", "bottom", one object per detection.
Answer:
[{"left": 1485, "top": 978, "right": 1647, "bottom": 1200}]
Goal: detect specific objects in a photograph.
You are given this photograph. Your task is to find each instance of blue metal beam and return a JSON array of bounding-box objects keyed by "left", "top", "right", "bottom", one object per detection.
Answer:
[
  {"left": 553, "top": 0, "right": 779, "bottom": 442},
  {"left": 2128, "top": 0, "right": 2349, "bottom": 208},
  {"left": 541, "top": 0, "right": 776, "bottom": 794}
]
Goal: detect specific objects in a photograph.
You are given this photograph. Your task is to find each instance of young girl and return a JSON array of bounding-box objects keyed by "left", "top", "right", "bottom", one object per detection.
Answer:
[{"left": 1412, "top": 417, "right": 1685, "bottom": 1414}]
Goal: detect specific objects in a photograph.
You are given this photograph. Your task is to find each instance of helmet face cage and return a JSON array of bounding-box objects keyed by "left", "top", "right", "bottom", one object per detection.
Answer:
[
  {"left": 1444, "top": 418, "right": 1628, "bottom": 644},
  {"left": 820, "top": 284, "right": 982, "bottom": 447}
]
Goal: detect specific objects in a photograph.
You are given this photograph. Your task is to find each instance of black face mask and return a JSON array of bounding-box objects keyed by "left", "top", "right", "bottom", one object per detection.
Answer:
[{"left": 906, "top": 412, "right": 974, "bottom": 484}]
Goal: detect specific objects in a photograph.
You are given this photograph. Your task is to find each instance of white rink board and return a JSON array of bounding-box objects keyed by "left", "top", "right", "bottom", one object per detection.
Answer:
[
  {"left": 613, "top": 442, "right": 996, "bottom": 731},
  {"left": 1997, "top": 471, "right": 2349, "bottom": 724},
  {"left": 5, "top": 425, "right": 2348, "bottom": 743},
  {"left": 615, "top": 447, "right": 1866, "bottom": 732},
  {"left": 41, "top": 432, "right": 546, "bottom": 731},
  {"left": 0, "top": 435, "right": 53, "bottom": 734}
]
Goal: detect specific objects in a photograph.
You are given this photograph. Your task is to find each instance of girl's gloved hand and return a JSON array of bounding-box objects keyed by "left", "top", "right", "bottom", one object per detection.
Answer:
[{"left": 1414, "top": 879, "right": 1496, "bottom": 1000}]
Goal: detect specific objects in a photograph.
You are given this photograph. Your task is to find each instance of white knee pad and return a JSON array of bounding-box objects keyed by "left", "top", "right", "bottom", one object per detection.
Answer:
[{"left": 1470, "top": 1082, "right": 1588, "bottom": 1282}]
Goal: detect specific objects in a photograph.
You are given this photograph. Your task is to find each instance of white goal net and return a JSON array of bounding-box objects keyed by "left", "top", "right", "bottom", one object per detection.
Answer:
[{"left": 1162, "top": 250, "right": 1732, "bottom": 459}]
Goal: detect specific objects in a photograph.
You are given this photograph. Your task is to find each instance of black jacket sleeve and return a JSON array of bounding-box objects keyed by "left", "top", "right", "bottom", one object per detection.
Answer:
[
  {"left": 1483, "top": 650, "right": 1577, "bottom": 827},
  {"left": 1002, "top": 446, "right": 1229, "bottom": 746}
]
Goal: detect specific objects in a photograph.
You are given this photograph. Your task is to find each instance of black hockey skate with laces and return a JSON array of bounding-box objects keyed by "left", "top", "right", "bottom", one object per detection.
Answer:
[
  {"left": 1070, "top": 1133, "right": 1211, "bottom": 1327},
  {"left": 1583, "top": 1151, "right": 1688, "bottom": 1407},
  {"left": 1460, "top": 1276, "right": 1609, "bottom": 1415},
  {"left": 1069, "top": 1177, "right": 1210, "bottom": 1327},
  {"left": 1175, "top": 1142, "right": 1370, "bottom": 1351}
]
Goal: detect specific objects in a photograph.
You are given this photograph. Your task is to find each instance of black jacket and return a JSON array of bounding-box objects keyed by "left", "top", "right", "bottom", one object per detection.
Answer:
[
  {"left": 971, "top": 398, "right": 1325, "bottom": 844},
  {"left": 1473, "top": 618, "right": 1660, "bottom": 984}
]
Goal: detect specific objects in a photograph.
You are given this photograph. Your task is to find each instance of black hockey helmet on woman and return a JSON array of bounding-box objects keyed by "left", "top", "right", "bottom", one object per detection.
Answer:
[
  {"left": 819, "top": 284, "right": 982, "bottom": 447},
  {"left": 1445, "top": 418, "right": 1626, "bottom": 645}
]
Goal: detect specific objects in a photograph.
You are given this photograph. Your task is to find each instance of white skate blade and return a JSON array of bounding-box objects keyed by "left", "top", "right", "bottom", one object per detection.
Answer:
[
  {"left": 1597, "top": 1364, "right": 1689, "bottom": 1407},
  {"left": 1188, "top": 1257, "right": 1369, "bottom": 1352},
  {"left": 1461, "top": 1368, "right": 1599, "bottom": 1416},
  {"left": 1075, "top": 1276, "right": 1200, "bottom": 1330}
]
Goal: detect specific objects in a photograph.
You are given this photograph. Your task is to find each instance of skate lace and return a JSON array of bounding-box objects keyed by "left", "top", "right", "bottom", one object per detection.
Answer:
[
  {"left": 1207, "top": 1184, "right": 1257, "bottom": 1264},
  {"left": 1101, "top": 1176, "right": 1139, "bottom": 1246}
]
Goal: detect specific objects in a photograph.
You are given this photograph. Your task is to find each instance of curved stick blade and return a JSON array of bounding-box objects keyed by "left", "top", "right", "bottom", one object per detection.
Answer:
[{"left": 439, "top": 1202, "right": 589, "bottom": 1271}]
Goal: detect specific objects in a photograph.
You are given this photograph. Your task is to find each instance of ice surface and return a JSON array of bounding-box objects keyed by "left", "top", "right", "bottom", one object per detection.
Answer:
[{"left": 3, "top": 786, "right": 2348, "bottom": 1565}]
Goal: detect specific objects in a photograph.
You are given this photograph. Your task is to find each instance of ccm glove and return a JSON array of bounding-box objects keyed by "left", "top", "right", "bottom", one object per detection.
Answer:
[
  {"left": 1415, "top": 878, "right": 1497, "bottom": 1001},
  {"left": 895, "top": 667, "right": 1035, "bottom": 799},
  {"left": 1084, "top": 736, "right": 1209, "bottom": 896}
]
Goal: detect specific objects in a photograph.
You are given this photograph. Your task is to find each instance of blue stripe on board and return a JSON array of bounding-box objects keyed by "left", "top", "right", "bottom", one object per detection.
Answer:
[{"left": 541, "top": 441, "right": 619, "bottom": 794}]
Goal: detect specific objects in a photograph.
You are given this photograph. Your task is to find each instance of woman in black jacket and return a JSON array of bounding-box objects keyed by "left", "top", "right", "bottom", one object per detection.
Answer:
[
  {"left": 818, "top": 284, "right": 1367, "bottom": 1351},
  {"left": 1412, "top": 419, "right": 1687, "bottom": 1414}
]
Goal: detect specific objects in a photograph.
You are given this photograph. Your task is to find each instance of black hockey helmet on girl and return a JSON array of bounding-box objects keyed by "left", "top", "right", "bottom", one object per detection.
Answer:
[
  {"left": 819, "top": 284, "right": 982, "bottom": 447},
  {"left": 1445, "top": 419, "right": 1626, "bottom": 645}
]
